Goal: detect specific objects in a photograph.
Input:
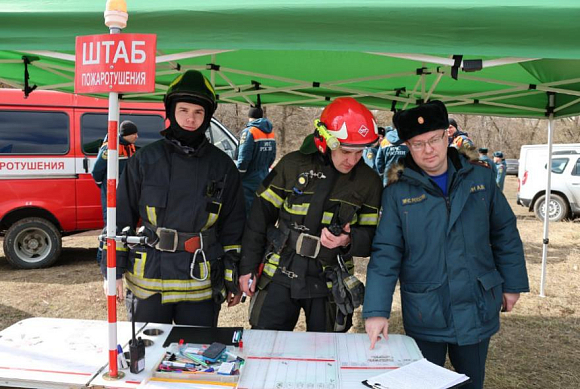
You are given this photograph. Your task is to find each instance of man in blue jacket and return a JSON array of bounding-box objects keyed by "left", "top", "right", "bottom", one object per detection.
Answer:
[
  {"left": 493, "top": 151, "right": 507, "bottom": 191},
  {"left": 363, "top": 101, "right": 529, "bottom": 389},
  {"left": 236, "top": 106, "right": 276, "bottom": 216}
]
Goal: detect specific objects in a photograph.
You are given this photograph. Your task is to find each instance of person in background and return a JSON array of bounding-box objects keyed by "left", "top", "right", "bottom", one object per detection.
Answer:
[
  {"left": 362, "top": 126, "right": 385, "bottom": 171},
  {"left": 364, "top": 100, "right": 529, "bottom": 389},
  {"left": 478, "top": 147, "right": 498, "bottom": 176},
  {"left": 375, "top": 126, "right": 409, "bottom": 186},
  {"left": 101, "top": 70, "right": 245, "bottom": 326},
  {"left": 91, "top": 120, "right": 138, "bottom": 265},
  {"left": 239, "top": 97, "right": 382, "bottom": 333},
  {"left": 236, "top": 106, "right": 276, "bottom": 216},
  {"left": 493, "top": 151, "right": 507, "bottom": 191},
  {"left": 448, "top": 117, "right": 474, "bottom": 150}
]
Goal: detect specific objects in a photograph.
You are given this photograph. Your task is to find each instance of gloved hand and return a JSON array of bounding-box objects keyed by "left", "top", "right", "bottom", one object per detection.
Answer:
[
  {"left": 223, "top": 251, "right": 241, "bottom": 296},
  {"left": 210, "top": 259, "right": 226, "bottom": 304},
  {"left": 324, "top": 267, "right": 353, "bottom": 316},
  {"left": 342, "top": 274, "right": 365, "bottom": 309}
]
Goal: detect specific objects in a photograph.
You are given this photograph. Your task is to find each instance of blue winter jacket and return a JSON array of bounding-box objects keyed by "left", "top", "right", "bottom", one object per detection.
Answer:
[
  {"left": 495, "top": 160, "right": 507, "bottom": 191},
  {"left": 363, "top": 148, "right": 529, "bottom": 346},
  {"left": 236, "top": 118, "right": 276, "bottom": 213},
  {"left": 375, "top": 137, "right": 409, "bottom": 186}
]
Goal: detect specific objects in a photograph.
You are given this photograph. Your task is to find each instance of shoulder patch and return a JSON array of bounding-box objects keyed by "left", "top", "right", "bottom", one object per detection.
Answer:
[
  {"left": 470, "top": 184, "right": 486, "bottom": 193},
  {"left": 102, "top": 150, "right": 108, "bottom": 159},
  {"left": 240, "top": 131, "right": 248, "bottom": 145},
  {"left": 401, "top": 193, "right": 426, "bottom": 206}
]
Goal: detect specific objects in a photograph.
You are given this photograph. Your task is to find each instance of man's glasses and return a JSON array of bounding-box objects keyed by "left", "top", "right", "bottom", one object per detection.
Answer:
[{"left": 408, "top": 131, "right": 446, "bottom": 151}]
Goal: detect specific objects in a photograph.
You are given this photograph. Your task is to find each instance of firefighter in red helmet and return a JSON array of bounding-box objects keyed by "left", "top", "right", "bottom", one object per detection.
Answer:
[{"left": 239, "top": 97, "right": 383, "bottom": 332}]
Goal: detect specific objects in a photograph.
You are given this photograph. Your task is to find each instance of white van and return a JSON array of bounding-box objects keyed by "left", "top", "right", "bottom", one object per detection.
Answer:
[{"left": 517, "top": 143, "right": 580, "bottom": 221}]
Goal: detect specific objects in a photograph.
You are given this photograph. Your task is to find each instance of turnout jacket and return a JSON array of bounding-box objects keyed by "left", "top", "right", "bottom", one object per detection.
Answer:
[
  {"left": 240, "top": 148, "right": 383, "bottom": 299},
  {"left": 363, "top": 148, "right": 529, "bottom": 346},
  {"left": 103, "top": 136, "right": 245, "bottom": 304}
]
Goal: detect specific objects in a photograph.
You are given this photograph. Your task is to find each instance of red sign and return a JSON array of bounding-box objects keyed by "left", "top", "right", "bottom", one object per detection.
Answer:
[{"left": 75, "top": 34, "right": 156, "bottom": 93}]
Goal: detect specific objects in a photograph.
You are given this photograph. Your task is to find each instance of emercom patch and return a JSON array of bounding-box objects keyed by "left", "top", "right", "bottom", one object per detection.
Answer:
[
  {"left": 401, "top": 193, "right": 426, "bottom": 206},
  {"left": 470, "top": 184, "right": 486, "bottom": 193}
]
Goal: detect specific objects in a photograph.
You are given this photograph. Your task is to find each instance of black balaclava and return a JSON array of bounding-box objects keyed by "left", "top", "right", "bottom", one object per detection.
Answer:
[{"left": 165, "top": 96, "right": 212, "bottom": 148}]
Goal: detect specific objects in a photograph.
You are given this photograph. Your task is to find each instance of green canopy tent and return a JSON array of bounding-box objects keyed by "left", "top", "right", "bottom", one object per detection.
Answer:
[
  {"left": 1, "top": 0, "right": 580, "bottom": 118},
  {"left": 1, "top": 0, "right": 578, "bottom": 298}
]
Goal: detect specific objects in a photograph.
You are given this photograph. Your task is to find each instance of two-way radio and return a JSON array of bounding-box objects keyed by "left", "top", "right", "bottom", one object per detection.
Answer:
[{"left": 129, "top": 297, "right": 146, "bottom": 374}]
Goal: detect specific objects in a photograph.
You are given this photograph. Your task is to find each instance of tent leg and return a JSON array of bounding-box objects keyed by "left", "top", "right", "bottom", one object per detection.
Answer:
[{"left": 539, "top": 94, "right": 555, "bottom": 297}]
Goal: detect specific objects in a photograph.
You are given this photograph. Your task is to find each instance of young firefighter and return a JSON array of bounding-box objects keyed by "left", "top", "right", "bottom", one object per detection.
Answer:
[
  {"left": 239, "top": 97, "right": 383, "bottom": 332},
  {"left": 101, "top": 70, "right": 245, "bottom": 326}
]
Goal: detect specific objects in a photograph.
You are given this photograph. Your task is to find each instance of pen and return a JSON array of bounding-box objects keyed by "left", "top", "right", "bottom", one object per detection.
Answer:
[
  {"left": 241, "top": 278, "right": 253, "bottom": 303},
  {"left": 161, "top": 360, "right": 197, "bottom": 369},
  {"left": 117, "top": 344, "right": 128, "bottom": 369},
  {"left": 181, "top": 352, "right": 209, "bottom": 368},
  {"left": 225, "top": 351, "right": 244, "bottom": 362}
]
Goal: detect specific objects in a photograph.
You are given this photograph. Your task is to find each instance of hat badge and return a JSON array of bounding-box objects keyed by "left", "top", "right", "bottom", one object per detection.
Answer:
[{"left": 418, "top": 116, "right": 425, "bottom": 124}]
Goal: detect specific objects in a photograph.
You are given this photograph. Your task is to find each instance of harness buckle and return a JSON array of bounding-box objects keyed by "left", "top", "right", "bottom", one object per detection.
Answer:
[
  {"left": 155, "top": 227, "right": 178, "bottom": 252},
  {"left": 280, "top": 266, "right": 298, "bottom": 279},
  {"left": 291, "top": 222, "right": 310, "bottom": 232},
  {"left": 295, "top": 233, "right": 321, "bottom": 258}
]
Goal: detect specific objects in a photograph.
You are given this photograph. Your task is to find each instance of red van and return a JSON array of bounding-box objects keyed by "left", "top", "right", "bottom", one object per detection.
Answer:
[{"left": 0, "top": 89, "right": 238, "bottom": 269}]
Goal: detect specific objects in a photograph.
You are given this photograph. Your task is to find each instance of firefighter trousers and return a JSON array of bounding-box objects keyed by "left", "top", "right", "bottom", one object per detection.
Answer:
[
  {"left": 249, "top": 281, "right": 351, "bottom": 332},
  {"left": 126, "top": 290, "right": 221, "bottom": 326}
]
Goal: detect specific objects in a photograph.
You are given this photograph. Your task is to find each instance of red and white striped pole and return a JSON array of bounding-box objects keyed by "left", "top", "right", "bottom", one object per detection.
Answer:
[{"left": 103, "top": 0, "right": 128, "bottom": 380}]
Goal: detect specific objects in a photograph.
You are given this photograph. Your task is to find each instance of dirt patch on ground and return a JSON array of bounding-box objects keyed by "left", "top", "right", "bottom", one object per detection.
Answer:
[{"left": 1, "top": 176, "right": 579, "bottom": 388}]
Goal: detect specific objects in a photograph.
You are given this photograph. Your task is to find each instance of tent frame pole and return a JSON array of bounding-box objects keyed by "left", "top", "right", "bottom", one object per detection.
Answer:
[{"left": 540, "top": 93, "right": 556, "bottom": 297}]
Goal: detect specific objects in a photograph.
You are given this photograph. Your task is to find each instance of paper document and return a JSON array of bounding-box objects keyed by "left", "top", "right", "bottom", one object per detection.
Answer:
[{"left": 363, "top": 358, "right": 469, "bottom": 389}]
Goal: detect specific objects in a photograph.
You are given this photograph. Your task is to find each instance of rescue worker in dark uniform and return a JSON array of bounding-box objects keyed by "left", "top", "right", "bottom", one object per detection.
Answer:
[
  {"left": 236, "top": 106, "right": 276, "bottom": 216},
  {"left": 101, "top": 70, "right": 245, "bottom": 326},
  {"left": 92, "top": 120, "right": 138, "bottom": 265},
  {"left": 493, "top": 151, "right": 507, "bottom": 191},
  {"left": 375, "top": 127, "right": 409, "bottom": 186},
  {"left": 448, "top": 117, "right": 474, "bottom": 150},
  {"left": 478, "top": 147, "right": 498, "bottom": 176},
  {"left": 239, "top": 97, "right": 383, "bottom": 332}
]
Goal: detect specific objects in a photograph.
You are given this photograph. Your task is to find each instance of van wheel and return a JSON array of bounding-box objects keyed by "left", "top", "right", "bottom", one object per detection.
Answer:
[
  {"left": 533, "top": 194, "right": 569, "bottom": 222},
  {"left": 3, "top": 217, "right": 62, "bottom": 269}
]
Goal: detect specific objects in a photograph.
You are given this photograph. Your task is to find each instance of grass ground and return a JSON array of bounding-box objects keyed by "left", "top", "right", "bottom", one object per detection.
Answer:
[{"left": 1, "top": 176, "right": 578, "bottom": 388}]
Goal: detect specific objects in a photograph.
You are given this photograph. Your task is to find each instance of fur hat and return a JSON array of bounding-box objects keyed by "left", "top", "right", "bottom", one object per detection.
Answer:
[
  {"left": 119, "top": 120, "right": 138, "bottom": 136},
  {"left": 393, "top": 100, "right": 449, "bottom": 142}
]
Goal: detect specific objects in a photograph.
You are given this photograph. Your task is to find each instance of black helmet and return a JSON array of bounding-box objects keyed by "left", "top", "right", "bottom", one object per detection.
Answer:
[{"left": 164, "top": 70, "right": 217, "bottom": 119}]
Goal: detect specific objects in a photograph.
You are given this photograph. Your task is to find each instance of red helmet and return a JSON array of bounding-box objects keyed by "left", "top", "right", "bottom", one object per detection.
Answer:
[{"left": 316, "top": 97, "right": 379, "bottom": 153}]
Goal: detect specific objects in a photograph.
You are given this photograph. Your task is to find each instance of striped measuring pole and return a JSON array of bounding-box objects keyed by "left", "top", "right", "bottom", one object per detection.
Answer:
[
  {"left": 105, "top": 91, "right": 120, "bottom": 379},
  {"left": 104, "top": 0, "right": 126, "bottom": 377}
]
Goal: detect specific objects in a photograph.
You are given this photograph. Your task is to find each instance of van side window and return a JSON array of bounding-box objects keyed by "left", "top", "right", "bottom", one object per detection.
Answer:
[
  {"left": 0, "top": 111, "right": 69, "bottom": 154},
  {"left": 81, "top": 113, "right": 165, "bottom": 155},
  {"left": 545, "top": 158, "right": 569, "bottom": 174},
  {"left": 573, "top": 158, "right": 580, "bottom": 176}
]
